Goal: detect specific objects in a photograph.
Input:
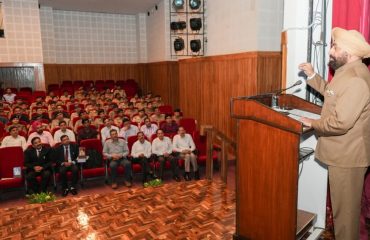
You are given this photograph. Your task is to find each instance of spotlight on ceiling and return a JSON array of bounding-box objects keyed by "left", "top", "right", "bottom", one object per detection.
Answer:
[
  {"left": 170, "top": 21, "right": 187, "bottom": 31},
  {"left": 173, "top": 0, "right": 185, "bottom": 10},
  {"left": 190, "top": 18, "right": 202, "bottom": 31},
  {"left": 174, "top": 38, "right": 185, "bottom": 51},
  {"left": 189, "top": 0, "right": 201, "bottom": 10},
  {"left": 190, "top": 39, "right": 201, "bottom": 52}
]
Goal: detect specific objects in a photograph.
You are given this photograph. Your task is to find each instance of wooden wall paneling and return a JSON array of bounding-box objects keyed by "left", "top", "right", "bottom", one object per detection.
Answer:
[
  {"left": 257, "top": 52, "right": 282, "bottom": 93},
  {"left": 179, "top": 52, "right": 281, "bottom": 140}
]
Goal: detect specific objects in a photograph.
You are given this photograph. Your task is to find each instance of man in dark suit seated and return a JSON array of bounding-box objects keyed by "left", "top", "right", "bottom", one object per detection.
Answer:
[
  {"left": 55, "top": 135, "right": 79, "bottom": 196},
  {"left": 24, "top": 137, "right": 53, "bottom": 193}
]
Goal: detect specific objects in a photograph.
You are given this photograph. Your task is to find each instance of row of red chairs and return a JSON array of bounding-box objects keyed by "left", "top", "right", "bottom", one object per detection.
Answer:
[{"left": 0, "top": 131, "right": 218, "bottom": 193}]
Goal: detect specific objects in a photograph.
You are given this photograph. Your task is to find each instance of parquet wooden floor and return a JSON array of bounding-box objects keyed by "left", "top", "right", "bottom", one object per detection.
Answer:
[{"left": 0, "top": 180, "right": 235, "bottom": 240}]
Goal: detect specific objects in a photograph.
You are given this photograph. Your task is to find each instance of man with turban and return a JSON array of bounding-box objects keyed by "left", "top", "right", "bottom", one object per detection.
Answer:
[{"left": 299, "top": 27, "right": 370, "bottom": 240}]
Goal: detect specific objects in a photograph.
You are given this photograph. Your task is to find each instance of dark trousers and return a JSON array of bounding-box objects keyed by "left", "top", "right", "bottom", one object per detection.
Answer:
[
  {"left": 109, "top": 158, "right": 132, "bottom": 183},
  {"left": 59, "top": 164, "right": 79, "bottom": 190},
  {"left": 157, "top": 155, "right": 178, "bottom": 178},
  {"left": 132, "top": 157, "right": 149, "bottom": 182},
  {"left": 26, "top": 169, "right": 51, "bottom": 193}
]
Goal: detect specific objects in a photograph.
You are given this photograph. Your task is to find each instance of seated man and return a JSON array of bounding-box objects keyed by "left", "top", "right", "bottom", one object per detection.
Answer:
[
  {"left": 160, "top": 114, "right": 179, "bottom": 134},
  {"left": 50, "top": 112, "right": 70, "bottom": 130},
  {"left": 131, "top": 132, "right": 152, "bottom": 184},
  {"left": 100, "top": 118, "right": 119, "bottom": 143},
  {"left": 27, "top": 122, "right": 55, "bottom": 147},
  {"left": 1, "top": 126, "right": 27, "bottom": 150},
  {"left": 103, "top": 129, "right": 131, "bottom": 189},
  {"left": 140, "top": 117, "right": 158, "bottom": 140},
  {"left": 152, "top": 129, "right": 180, "bottom": 181},
  {"left": 24, "top": 137, "right": 53, "bottom": 193},
  {"left": 172, "top": 126, "right": 199, "bottom": 181},
  {"left": 2, "top": 88, "right": 16, "bottom": 103},
  {"left": 119, "top": 118, "right": 139, "bottom": 140},
  {"left": 77, "top": 119, "right": 99, "bottom": 143},
  {"left": 54, "top": 120, "right": 76, "bottom": 143},
  {"left": 55, "top": 135, "right": 79, "bottom": 196}
]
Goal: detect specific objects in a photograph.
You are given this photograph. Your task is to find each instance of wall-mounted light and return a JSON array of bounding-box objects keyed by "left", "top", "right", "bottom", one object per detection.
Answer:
[
  {"left": 173, "top": 0, "right": 185, "bottom": 10},
  {"left": 189, "top": 0, "right": 201, "bottom": 10},
  {"left": 190, "top": 39, "right": 201, "bottom": 52},
  {"left": 190, "top": 18, "right": 202, "bottom": 31},
  {"left": 174, "top": 38, "right": 185, "bottom": 51},
  {"left": 170, "top": 21, "right": 187, "bottom": 31}
]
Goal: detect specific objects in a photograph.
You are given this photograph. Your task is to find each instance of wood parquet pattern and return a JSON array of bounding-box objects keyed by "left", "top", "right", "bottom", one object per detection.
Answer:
[{"left": 0, "top": 180, "right": 235, "bottom": 240}]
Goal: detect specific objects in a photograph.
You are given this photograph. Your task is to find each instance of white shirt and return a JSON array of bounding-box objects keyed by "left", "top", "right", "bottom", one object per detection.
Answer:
[
  {"left": 1, "top": 135, "right": 27, "bottom": 151},
  {"left": 27, "top": 131, "right": 55, "bottom": 147},
  {"left": 54, "top": 129, "right": 76, "bottom": 143},
  {"left": 172, "top": 134, "right": 196, "bottom": 152},
  {"left": 151, "top": 137, "right": 172, "bottom": 156},
  {"left": 100, "top": 125, "right": 120, "bottom": 143},
  {"left": 3, "top": 93, "right": 16, "bottom": 103},
  {"left": 119, "top": 125, "right": 139, "bottom": 140},
  {"left": 131, "top": 140, "right": 151, "bottom": 158},
  {"left": 140, "top": 124, "right": 158, "bottom": 139}
]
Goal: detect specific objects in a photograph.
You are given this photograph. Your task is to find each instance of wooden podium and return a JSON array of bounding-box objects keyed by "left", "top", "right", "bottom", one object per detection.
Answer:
[{"left": 231, "top": 94, "right": 321, "bottom": 240}]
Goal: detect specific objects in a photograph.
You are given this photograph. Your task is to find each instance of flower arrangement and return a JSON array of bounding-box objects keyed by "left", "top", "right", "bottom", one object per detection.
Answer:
[
  {"left": 143, "top": 179, "right": 163, "bottom": 188},
  {"left": 26, "top": 192, "right": 57, "bottom": 204}
]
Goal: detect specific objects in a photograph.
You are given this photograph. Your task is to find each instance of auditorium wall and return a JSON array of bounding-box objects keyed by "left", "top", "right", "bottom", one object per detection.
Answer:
[
  {"left": 39, "top": 7, "right": 144, "bottom": 64},
  {"left": 0, "top": 0, "right": 43, "bottom": 63}
]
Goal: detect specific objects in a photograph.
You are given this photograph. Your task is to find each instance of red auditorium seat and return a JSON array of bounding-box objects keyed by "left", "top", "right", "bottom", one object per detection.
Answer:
[
  {"left": 158, "top": 105, "right": 173, "bottom": 115},
  {"left": 48, "top": 84, "right": 59, "bottom": 92},
  {"left": 0, "top": 147, "right": 25, "bottom": 192},
  {"left": 79, "top": 139, "right": 106, "bottom": 184},
  {"left": 179, "top": 118, "right": 197, "bottom": 135},
  {"left": 19, "top": 87, "right": 33, "bottom": 94}
]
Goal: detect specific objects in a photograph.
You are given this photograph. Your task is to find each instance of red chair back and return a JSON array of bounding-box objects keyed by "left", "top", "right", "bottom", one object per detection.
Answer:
[
  {"left": 0, "top": 147, "right": 24, "bottom": 178},
  {"left": 158, "top": 105, "right": 173, "bottom": 115},
  {"left": 179, "top": 118, "right": 197, "bottom": 134},
  {"left": 80, "top": 139, "right": 103, "bottom": 155}
]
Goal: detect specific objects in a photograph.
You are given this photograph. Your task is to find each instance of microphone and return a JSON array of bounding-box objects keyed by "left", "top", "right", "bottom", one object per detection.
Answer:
[
  {"left": 274, "top": 80, "right": 302, "bottom": 95},
  {"left": 233, "top": 80, "right": 303, "bottom": 100}
]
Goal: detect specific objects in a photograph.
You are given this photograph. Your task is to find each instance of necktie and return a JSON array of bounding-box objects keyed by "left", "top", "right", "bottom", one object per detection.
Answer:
[
  {"left": 65, "top": 146, "right": 69, "bottom": 162},
  {"left": 37, "top": 149, "right": 40, "bottom": 157}
]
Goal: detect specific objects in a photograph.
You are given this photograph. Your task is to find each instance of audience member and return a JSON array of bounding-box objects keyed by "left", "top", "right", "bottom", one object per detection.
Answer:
[
  {"left": 54, "top": 120, "right": 76, "bottom": 143},
  {"left": 27, "top": 122, "right": 55, "bottom": 147},
  {"left": 173, "top": 126, "right": 199, "bottom": 181},
  {"left": 140, "top": 117, "right": 158, "bottom": 140},
  {"left": 119, "top": 118, "right": 139, "bottom": 140},
  {"left": 131, "top": 132, "right": 152, "bottom": 183},
  {"left": 55, "top": 135, "right": 79, "bottom": 196},
  {"left": 24, "top": 137, "right": 53, "bottom": 193},
  {"left": 0, "top": 126, "right": 27, "bottom": 150},
  {"left": 103, "top": 129, "right": 131, "bottom": 189},
  {"left": 2, "top": 88, "right": 16, "bottom": 103}
]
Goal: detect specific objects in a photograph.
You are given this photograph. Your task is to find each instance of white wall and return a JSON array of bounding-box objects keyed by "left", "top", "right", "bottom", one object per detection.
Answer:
[
  {"left": 283, "top": 0, "right": 333, "bottom": 229},
  {"left": 40, "top": 7, "right": 139, "bottom": 64},
  {"left": 145, "top": 0, "right": 283, "bottom": 61},
  {"left": 136, "top": 13, "right": 148, "bottom": 63},
  {"left": 146, "top": 0, "right": 171, "bottom": 62},
  {"left": 0, "top": 0, "right": 43, "bottom": 63}
]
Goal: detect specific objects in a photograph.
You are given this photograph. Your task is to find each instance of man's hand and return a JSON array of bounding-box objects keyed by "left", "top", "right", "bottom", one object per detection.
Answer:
[
  {"left": 64, "top": 162, "right": 72, "bottom": 167},
  {"left": 163, "top": 152, "right": 169, "bottom": 157},
  {"left": 298, "top": 63, "right": 315, "bottom": 78},
  {"left": 139, "top": 153, "right": 145, "bottom": 158},
  {"left": 300, "top": 117, "right": 314, "bottom": 127},
  {"left": 34, "top": 166, "right": 43, "bottom": 172}
]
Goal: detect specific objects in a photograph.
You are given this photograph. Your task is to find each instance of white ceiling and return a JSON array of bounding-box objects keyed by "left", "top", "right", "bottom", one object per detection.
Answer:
[{"left": 38, "top": 0, "right": 162, "bottom": 15}]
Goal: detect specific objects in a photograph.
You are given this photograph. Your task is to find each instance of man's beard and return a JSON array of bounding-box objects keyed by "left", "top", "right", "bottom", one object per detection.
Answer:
[{"left": 328, "top": 53, "right": 348, "bottom": 70}]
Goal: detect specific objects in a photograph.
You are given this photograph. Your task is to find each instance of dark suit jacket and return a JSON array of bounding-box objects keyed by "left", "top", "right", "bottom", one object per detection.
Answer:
[
  {"left": 55, "top": 143, "right": 79, "bottom": 166},
  {"left": 24, "top": 146, "right": 53, "bottom": 171}
]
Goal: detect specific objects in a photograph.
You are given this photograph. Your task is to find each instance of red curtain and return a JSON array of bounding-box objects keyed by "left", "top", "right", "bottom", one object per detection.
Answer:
[
  {"left": 330, "top": 0, "right": 370, "bottom": 78},
  {"left": 331, "top": 1, "right": 370, "bottom": 239}
]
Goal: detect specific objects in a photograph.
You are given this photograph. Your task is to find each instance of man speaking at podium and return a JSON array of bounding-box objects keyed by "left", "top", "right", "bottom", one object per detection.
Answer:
[{"left": 299, "top": 27, "right": 370, "bottom": 240}]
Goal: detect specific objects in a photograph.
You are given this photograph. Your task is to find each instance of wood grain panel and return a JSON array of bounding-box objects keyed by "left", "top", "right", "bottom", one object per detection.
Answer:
[
  {"left": 146, "top": 61, "right": 179, "bottom": 108},
  {"left": 43, "top": 64, "right": 147, "bottom": 92},
  {"left": 179, "top": 51, "right": 282, "bottom": 140}
]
